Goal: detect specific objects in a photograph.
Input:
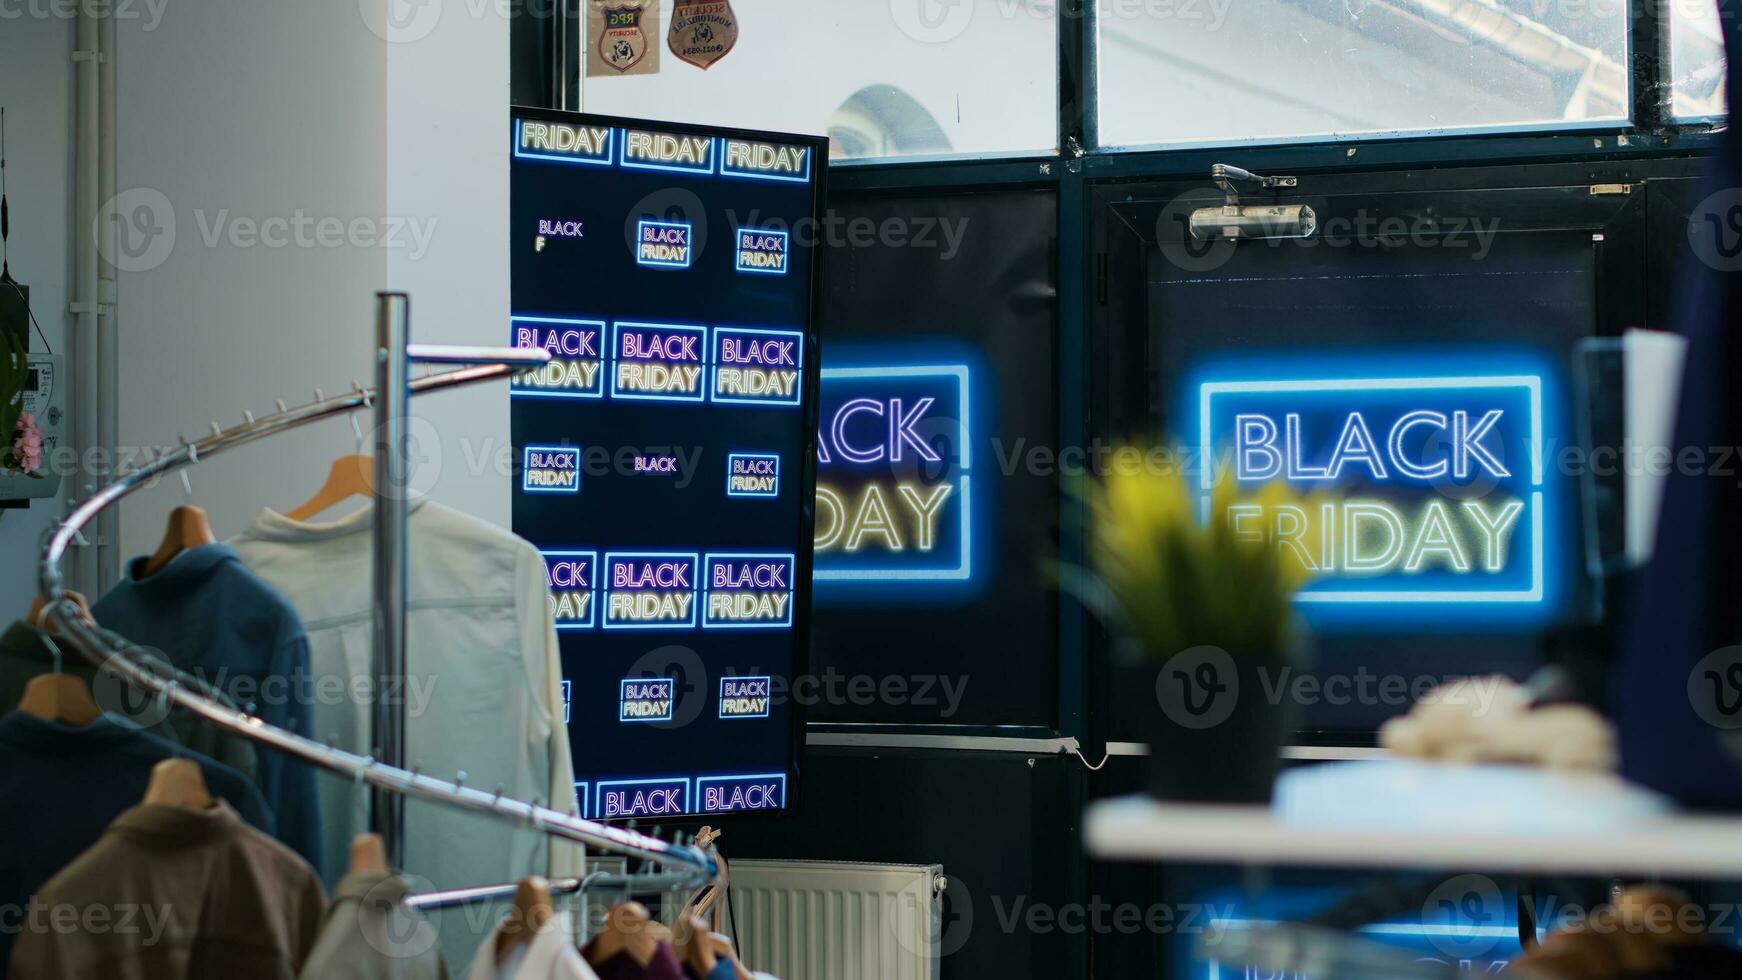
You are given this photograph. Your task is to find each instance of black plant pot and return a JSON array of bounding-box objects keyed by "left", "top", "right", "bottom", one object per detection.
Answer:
[{"left": 1134, "top": 652, "right": 1291, "bottom": 804}]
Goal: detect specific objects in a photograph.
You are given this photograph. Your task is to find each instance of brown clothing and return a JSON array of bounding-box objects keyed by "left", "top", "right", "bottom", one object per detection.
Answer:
[{"left": 9, "top": 801, "right": 325, "bottom": 980}]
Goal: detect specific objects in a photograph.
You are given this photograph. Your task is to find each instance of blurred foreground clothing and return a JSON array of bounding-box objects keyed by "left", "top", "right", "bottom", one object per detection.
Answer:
[
  {"left": 298, "top": 871, "right": 449, "bottom": 980},
  {"left": 0, "top": 712, "right": 271, "bottom": 978},
  {"left": 1614, "top": 8, "right": 1742, "bottom": 805},
  {"left": 9, "top": 800, "right": 323, "bottom": 980}
]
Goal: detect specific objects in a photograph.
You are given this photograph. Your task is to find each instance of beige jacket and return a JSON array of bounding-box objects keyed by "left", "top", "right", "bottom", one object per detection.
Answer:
[{"left": 229, "top": 496, "right": 583, "bottom": 968}]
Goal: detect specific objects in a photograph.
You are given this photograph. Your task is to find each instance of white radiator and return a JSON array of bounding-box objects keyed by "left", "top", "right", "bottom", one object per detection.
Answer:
[{"left": 726, "top": 859, "right": 948, "bottom": 980}]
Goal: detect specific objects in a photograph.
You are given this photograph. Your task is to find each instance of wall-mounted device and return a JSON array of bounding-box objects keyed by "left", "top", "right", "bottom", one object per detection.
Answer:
[
  {"left": 1189, "top": 163, "right": 1318, "bottom": 242},
  {"left": 0, "top": 353, "right": 63, "bottom": 502}
]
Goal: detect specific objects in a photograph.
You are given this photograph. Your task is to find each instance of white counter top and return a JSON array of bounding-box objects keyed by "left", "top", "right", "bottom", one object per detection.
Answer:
[{"left": 1087, "top": 759, "right": 1742, "bottom": 877}]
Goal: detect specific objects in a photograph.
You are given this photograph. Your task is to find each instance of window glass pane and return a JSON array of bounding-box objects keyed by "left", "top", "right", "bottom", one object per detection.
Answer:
[
  {"left": 581, "top": 0, "right": 1057, "bottom": 162},
  {"left": 1096, "top": 0, "right": 1629, "bottom": 149},
  {"left": 1671, "top": 0, "right": 1727, "bottom": 117}
]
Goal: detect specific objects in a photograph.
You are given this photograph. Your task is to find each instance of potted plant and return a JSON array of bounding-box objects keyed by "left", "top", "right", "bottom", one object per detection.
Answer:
[{"left": 1059, "top": 452, "right": 1318, "bottom": 803}]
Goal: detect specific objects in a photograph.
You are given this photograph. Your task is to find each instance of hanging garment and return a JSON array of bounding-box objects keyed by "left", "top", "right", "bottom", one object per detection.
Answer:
[
  {"left": 297, "top": 871, "right": 449, "bottom": 980},
  {"left": 464, "top": 912, "right": 599, "bottom": 980},
  {"left": 8, "top": 800, "right": 324, "bottom": 980},
  {"left": 0, "top": 620, "right": 261, "bottom": 782},
  {"left": 0, "top": 711, "right": 273, "bottom": 978},
  {"left": 687, "top": 961, "right": 737, "bottom": 980},
  {"left": 90, "top": 544, "right": 323, "bottom": 871},
  {"left": 229, "top": 495, "right": 583, "bottom": 964},
  {"left": 1613, "top": 2, "right": 1742, "bottom": 806},
  {"left": 585, "top": 941, "right": 685, "bottom": 980}
]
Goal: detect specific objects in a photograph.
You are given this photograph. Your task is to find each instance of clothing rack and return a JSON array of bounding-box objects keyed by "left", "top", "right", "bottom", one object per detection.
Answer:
[
  {"left": 34, "top": 292, "right": 721, "bottom": 883},
  {"left": 405, "top": 868, "right": 704, "bottom": 911}
]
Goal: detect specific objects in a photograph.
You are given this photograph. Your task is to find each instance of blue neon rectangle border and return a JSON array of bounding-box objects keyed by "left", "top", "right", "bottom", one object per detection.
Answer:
[
  {"left": 1198, "top": 375, "right": 1544, "bottom": 603},
  {"left": 618, "top": 676, "right": 676, "bottom": 723},
  {"left": 711, "top": 326, "right": 804, "bottom": 407},
  {"left": 814, "top": 364, "right": 973, "bottom": 581},
  {"left": 734, "top": 226, "right": 792, "bottom": 275},
  {"left": 541, "top": 549, "right": 598, "bottom": 629},
  {"left": 522, "top": 445, "right": 581, "bottom": 495},
  {"left": 701, "top": 552, "right": 797, "bottom": 629},
  {"left": 509, "top": 315, "right": 607, "bottom": 400},
  {"left": 718, "top": 137, "right": 815, "bottom": 183},
  {"left": 600, "top": 550, "right": 701, "bottom": 629},
  {"left": 618, "top": 131, "right": 717, "bottom": 174},
  {"left": 609, "top": 322, "right": 709, "bottom": 403},
  {"left": 512, "top": 118, "right": 614, "bottom": 166},
  {"left": 634, "top": 219, "right": 696, "bottom": 269},
  {"left": 718, "top": 675, "right": 773, "bottom": 719},
  {"left": 725, "top": 452, "right": 781, "bottom": 498},
  {"left": 694, "top": 773, "right": 789, "bottom": 813},
  {"left": 594, "top": 777, "right": 690, "bottom": 820}
]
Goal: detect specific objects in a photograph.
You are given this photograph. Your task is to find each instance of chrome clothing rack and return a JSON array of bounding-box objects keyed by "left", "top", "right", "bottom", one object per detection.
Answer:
[{"left": 35, "top": 292, "right": 720, "bottom": 882}]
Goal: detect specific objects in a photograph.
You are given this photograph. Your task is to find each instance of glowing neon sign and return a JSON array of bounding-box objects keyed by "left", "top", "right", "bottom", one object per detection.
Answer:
[
  {"left": 726, "top": 452, "right": 780, "bottom": 498},
  {"left": 735, "top": 227, "right": 790, "bottom": 275},
  {"left": 523, "top": 445, "right": 581, "bottom": 494},
  {"left": 696, "top": 773, "right": 787, "bottom": 814},
  {"left": 620, "top": 129, "right": 715, "bottom": 175},
  {"left": 597, "top": 777, "right": 687, "bottom": 819},
  {"left": 719, "top": 676, "right": 771, "bottom": 718},
  {"left": 602, "top": 551, "right": 699, "bottom": 629},
  {"left": 703, "top": 553, "right": 795, "bottom": 629},
  {"left": 611, "top": 322, "right": 707, "bottom": 403},
  {"left": 635, "top": 219, "right": 694, "bottom": 269},
  {"left": 511, "top": 316, "right": 605, "bottom": 399},
  {"left": 813, "top": 364, "right": 972, "bottom": 586},
  {"left": 514, "top": 119, "right": 612, "bottom": 166},
  {"left": 712, "top": 327, "right": 802, "bottom": 406},
  {"left": 619, "top": 677, "right": 675, "bottom": 723},
  {"left": 1201, "top": 374, "right": 1545, "bottom": 604},
  {"left": 542, "top": 549, "right": 597, "bottom": 630}
]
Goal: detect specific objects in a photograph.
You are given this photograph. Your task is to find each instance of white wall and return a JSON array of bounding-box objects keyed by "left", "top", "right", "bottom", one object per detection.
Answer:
[
  {"left": 0, "top": 13, "right": 74, "bottom": 620},
  {"left": 112, "top": 0, "right": 386, "bottom": 555},
  {"left": 111, "top": 0, "right": 512, "bottom": 557},
  {"left": 385, "top": 0, "right": 515, "bottom": 529}
]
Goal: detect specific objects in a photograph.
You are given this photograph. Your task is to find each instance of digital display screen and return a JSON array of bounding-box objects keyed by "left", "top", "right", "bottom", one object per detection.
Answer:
[{"left": 509, "top": 109, "right": 822, "bottom": 820}]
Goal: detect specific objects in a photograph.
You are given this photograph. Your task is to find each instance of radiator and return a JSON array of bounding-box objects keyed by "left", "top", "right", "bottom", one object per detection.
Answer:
[{"left": 725, "top": 859, "right": 947, "bottom": 980}]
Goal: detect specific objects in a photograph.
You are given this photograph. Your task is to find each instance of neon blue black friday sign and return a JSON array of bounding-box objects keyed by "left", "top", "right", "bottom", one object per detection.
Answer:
[
  {"left": 813, "top": 363, "right": 973, "bottom": 589},
  {"left": 1200, "top": 373, "right": 1545, "bottom": 605}
]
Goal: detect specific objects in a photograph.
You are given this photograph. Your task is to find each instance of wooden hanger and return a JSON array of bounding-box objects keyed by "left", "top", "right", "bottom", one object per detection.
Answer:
[
  {"left": 142, "top": 757, "right": 214, "bottom": 810},
  {"left": 17, "top": 590, "right": 103, "bottom": 726},
  {"left": 349, "top": 832, "right": 388, "bottom": 876},
  {"left": 585, "top": 900, "right": 658, "bottom": 969},
  {"left": 17, "top": 673, "right": 102, "bottom": 726},
  {"left": 140, "top": 506, "right": 216, "bottom": 578},
  {"left": 285, "top": 455, "right": 375, "bottom": 522},
  {"left": 496, "top": 875, "right": 555, "bottom": 966}
]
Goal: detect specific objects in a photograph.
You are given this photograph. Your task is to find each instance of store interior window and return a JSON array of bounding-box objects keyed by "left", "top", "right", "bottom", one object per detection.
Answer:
[
  {"left": 1095, "top": 0, "right": 1630, "bottom": 149},
  {"left": 580, "top": 0, "right": 1058, "bottom": 162},
  {"left": 810, "top": 190, "right": 1060, "bottom": 727},
  {"left": 1671, "top": 0, "right": 1728, "bottom": 117}
]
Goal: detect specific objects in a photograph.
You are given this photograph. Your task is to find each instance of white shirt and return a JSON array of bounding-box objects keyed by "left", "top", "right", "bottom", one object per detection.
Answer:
[
  {"left": 230, "top": 496, "right": 583, "bottom": 967},
  {"left": 466, "top": 911, "right": 600, "bottom": 980}
]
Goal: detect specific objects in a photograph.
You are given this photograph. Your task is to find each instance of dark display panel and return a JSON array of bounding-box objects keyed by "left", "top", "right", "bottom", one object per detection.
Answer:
[
  {"left": 509, "top": 108, "right": 823, "bottom": 819},
  {"left": 1093, "top": 173, "right": 1647, "bottom": 738},
  {"left": 810, "top": 190, "right": 1060, "bottom": 728}
]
